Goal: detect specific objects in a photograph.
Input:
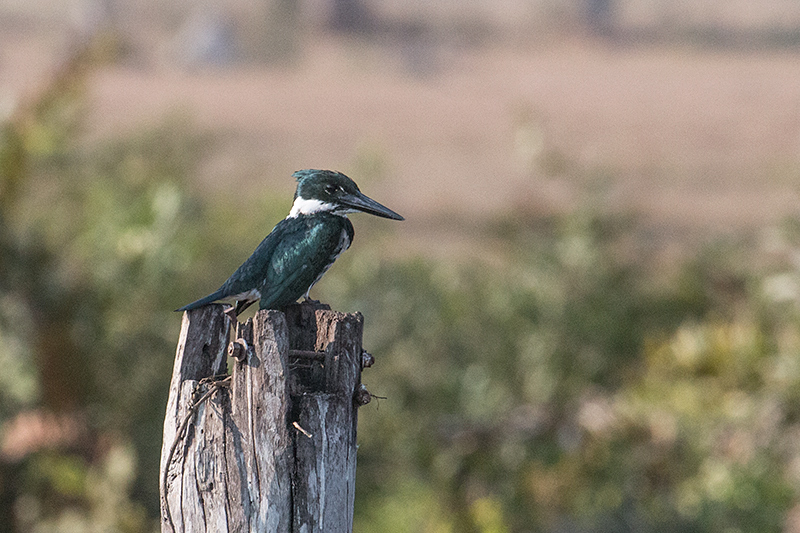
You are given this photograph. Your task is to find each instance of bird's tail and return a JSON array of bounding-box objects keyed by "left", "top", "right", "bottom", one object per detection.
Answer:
[{"left": 175, "top": 290, "right": 225, "bottom": 312}]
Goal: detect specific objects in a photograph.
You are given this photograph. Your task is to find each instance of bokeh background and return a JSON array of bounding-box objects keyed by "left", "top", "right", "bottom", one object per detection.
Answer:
[{"left": 3, "top": 1, "right": 800, "bottom": 531}]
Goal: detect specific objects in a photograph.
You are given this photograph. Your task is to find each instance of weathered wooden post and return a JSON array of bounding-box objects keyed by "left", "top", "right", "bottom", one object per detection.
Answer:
[{"left": 159, "top": 302, "right": 369, "bottom": 532}]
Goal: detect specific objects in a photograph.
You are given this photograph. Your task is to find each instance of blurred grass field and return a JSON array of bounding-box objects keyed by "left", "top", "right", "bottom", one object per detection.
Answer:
[{"left": 2, "top": 20, "right": 800, "bottom": 533}]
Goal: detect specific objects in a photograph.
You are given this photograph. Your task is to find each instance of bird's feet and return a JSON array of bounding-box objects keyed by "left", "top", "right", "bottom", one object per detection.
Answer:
[{"left": 302, "top": 296, "right": 321, "bottom": 305}]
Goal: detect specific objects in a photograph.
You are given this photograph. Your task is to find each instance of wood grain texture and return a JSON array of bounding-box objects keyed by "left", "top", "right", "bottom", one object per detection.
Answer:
[
  {"left": 160, "top": 305, "right": 231, "bottom": 533},
  {"left": 286, "top": 305, "right": 363, "bottom": 533},
  {"left": 160, "top": 302, "right": 363, "bottom": 533}
]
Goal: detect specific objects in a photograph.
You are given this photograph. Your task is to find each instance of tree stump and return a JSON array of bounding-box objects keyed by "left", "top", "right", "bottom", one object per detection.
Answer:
[{"left": 160, "top": 302, "right": 366, "bottom": 532}]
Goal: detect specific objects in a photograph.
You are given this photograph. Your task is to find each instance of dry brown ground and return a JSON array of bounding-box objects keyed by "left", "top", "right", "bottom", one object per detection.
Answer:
[{"left": 6, "top": 30, "right": 800, "bottom": 248}]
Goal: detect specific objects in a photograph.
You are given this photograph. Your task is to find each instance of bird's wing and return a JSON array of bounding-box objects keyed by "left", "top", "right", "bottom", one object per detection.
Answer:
[
  {"left": 216, "top": 221, "right": 292, "bottom": 298},
  {"left": 177, "top": 215, "right": 348, "bottom": 312},
  {"left": 175, "top": 222, "right": 291, "bottom": 311},
  {"left": 258, "top": 216, "right": 348, "bottom": 309}
]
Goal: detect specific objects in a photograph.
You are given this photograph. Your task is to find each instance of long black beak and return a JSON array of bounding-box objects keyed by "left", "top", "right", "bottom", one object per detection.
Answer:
[{"left": 342, "top": 191, "right": 405, "bottom": 220}]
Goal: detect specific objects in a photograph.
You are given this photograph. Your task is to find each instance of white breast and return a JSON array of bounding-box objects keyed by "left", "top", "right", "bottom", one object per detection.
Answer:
[{"left": 305, "top": 227, "right": 351, "bottom": 295}]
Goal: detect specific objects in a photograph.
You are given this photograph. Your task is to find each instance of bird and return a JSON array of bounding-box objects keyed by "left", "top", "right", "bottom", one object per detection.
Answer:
[{"left": 176, "top": 169, "right": 404, "bottom": 315}]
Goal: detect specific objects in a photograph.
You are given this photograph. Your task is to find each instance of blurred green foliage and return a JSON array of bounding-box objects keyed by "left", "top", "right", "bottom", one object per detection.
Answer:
[
  {"left": 2, "top": 58, "right": 800, "bottom": 533},
  {"left": 327, "top": 213, "right": 800, "bottom": 533},
  {"left": 0, "top": 58, "right": 230, "bottom": 530}
]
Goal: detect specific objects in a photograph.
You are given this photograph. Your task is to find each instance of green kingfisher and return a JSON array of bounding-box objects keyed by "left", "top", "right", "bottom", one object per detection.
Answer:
[{"left": 176, "top": 169, "right": 404, "bottom": 315}]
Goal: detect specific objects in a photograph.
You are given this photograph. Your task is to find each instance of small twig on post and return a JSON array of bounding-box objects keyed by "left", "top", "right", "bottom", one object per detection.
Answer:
[
  {"left": 289, "top": 349, "right": 326, "bottom": 360},
  {"left": 293, "top": 421, "right": 313, "bottom": 438}
]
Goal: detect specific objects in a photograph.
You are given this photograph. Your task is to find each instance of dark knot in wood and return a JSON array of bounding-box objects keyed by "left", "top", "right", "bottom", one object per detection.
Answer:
[
  {"left": 361, "top": 350, "right": 375, "bottom": 368},
  {"left": 227, "top": 338, "right": 249, "bottom": 362},
  {"left": 354, "top": 383, "right": 372, "bottom": 406}
]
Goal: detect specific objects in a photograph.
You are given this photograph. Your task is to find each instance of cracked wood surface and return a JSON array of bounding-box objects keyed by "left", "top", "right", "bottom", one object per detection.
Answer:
[{"left": 160, "top": 303, "right": 364, "bottom": 532}]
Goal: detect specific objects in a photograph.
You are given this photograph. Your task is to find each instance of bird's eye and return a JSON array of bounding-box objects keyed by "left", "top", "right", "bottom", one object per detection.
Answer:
[{"left": 325, "top": 184, "right": 338, "bottom": 195}]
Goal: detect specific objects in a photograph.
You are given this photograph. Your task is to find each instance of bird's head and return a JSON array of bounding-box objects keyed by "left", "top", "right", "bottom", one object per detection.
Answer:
[{"left": 290, "top": 169, "right": 404, "bottom": 220}]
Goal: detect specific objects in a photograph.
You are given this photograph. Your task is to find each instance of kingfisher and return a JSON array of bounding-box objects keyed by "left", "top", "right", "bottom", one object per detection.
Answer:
[{"left": 176, "top": 169, "right": 404, "bottom": 315}]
